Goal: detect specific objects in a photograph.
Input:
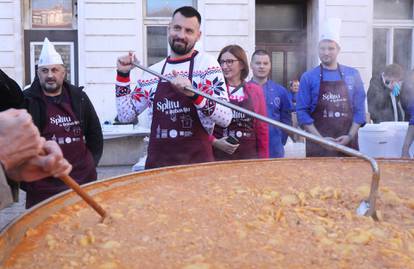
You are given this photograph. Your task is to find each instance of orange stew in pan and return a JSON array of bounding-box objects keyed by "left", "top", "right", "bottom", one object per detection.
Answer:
[{"left": 4, "top": 160, "right": 414, "bottom": 269}]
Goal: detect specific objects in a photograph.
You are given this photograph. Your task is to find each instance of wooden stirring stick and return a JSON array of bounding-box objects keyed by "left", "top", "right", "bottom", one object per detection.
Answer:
[{"left": 59, "top": 174, "right": 107, "bottom": 219}]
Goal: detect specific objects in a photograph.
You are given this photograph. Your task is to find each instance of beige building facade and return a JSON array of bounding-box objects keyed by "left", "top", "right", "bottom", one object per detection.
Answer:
[{"left": 0, "top": 0, "right": 412, "bottom": 123}]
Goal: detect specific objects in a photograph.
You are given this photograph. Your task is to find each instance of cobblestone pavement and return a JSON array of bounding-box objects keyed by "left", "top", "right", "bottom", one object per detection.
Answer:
[{"left": 0, "top": 165, "right": 132, "bottom": 231}]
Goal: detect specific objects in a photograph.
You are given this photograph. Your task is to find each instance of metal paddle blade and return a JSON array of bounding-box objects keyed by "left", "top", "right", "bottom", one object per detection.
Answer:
[
  {"left": 356, "top": 200, "right": 379, "bottom": 221},
  {"left": 356, "top": 200, "right": 370, "bottom": 216}
]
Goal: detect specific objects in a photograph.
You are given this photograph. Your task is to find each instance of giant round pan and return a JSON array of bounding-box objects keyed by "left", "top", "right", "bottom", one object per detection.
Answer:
[{"left": 1, "top": 158, "right": 414, "bottom": 268}]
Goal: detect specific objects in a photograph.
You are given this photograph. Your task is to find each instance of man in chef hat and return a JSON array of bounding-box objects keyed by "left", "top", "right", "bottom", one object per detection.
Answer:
[
  {"left": 296, "top": 18, "right": 366, "bottom": 157},
  {"left": 22, "top": 38, "right": 103, "bottom": 208}
]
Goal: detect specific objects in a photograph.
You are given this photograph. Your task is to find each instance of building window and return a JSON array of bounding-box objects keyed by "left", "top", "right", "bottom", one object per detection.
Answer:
[
  {"left": 372, "top": 0, "right": 414, "bottom": 76},
  {"left": 24, "top": 0, "right": 78, "bottom": 85},
  {"left": 147, "top": 26, "right": 168, "bottom": 67},
  {"left": 31, "top": 0, "right": 74, "bottom": 29},
  {"left": 374, "top": 0, "right": 413, "bottom": 20},
  {"left": 256, "top": 3, "right": 305, "bottom": 31},
  {"left": 144, "top": 0, "right": 197, "bottom": 66},
  {"left": 146, "top": 0, "right": 196, "bottom": 17},
  {"left": 255, "top": 0, "right": 307, "bottom": 87}
]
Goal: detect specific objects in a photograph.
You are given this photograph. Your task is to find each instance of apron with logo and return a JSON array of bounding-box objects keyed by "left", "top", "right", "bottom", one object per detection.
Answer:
[
  {"left": 145, "top": 53, "right": 214, "bottom": 169},
  {"left": 306, "top": 64, "right": 358, "bottom": 157},
  {"left": 25, "top": 89, "right": 96, "bottom": 208},
  {"left": 213, "top": 84, "right": 257, "bottom": 160}
]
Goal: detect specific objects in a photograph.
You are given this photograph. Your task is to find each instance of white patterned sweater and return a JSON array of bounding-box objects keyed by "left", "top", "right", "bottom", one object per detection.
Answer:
[{"left": 115, "top": 51, "right": 232, "bottom": 134}]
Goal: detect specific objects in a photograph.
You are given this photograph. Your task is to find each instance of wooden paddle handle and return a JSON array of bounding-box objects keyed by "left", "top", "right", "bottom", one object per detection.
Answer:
[{"left": 59, "top": 175, "right": 107, "bottom": 219}]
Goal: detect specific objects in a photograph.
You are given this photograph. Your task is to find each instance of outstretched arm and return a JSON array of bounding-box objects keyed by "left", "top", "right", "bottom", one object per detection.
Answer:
[
  {"left": 0, "top": 109, "right": 43, "bottom": 170},
  {"left": 115, "top": 52, "right": 150, "bottom": 123},
  {"left": 402, "top": 125, "right": 414, "bottom": 158},
  {"left": 6, "top": 140, "right": 72, "bottom": 182},
  {"left": 171, "top": 65, "right": 232, "bottom": 130},
  {"left": 335, "top": 122, "right": 361, "bottom": 146}
]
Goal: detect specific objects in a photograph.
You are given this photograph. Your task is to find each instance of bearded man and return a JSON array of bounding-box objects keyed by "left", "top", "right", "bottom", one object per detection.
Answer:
[
  {"left": 23, "top": 38, "right": 103, "bottom": 208},
  {"left": 115, "top": 6, "right": 232, "bottom": 169}
]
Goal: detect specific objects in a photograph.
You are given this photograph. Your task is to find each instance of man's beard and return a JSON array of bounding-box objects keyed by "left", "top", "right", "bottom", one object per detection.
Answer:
[
  {"left": 320, "top": 55, "right": 336, "bottom": 67},
  {"left": 41, "top": 79, "right": 62, "bottom": 94},
  {"left": 169, "top": 37, "right": 195, "bottom": 55}
]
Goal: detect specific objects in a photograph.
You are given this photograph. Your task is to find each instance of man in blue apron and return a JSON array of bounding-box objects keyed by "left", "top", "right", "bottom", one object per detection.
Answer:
[
  {"left": 115, "top": 6, "right": 232, "bottom": 169},
  {"left": 296, "top": 18, "right": 366, "bottom": 157}
]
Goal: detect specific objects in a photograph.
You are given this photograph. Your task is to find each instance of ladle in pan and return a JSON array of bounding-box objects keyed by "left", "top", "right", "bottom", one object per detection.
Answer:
[
  {"left": 132, "top": 61, "right": 380, "bottom": 220},
  {"left": 59, "top": 174, "right": 107, "bottom": 220},
  {"left": 38, "top": 149, "right": 107, "bottom": 220}
]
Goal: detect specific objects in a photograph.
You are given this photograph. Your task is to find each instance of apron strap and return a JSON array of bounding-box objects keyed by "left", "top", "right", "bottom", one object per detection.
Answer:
[
  {"left": 160, "top": 59, "right": 168, "bottom": 76},
  {"left": 229, "top": 81, "right": 246, "bottom": 96},
  {"left": 160, "top": 51, "right": 198, "bottom": 83},
  {"left": 320, "top": 63, "right": 344, "bottom": 82}
]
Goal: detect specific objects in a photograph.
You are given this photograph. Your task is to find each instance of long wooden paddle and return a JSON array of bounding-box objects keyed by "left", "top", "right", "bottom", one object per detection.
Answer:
[{"left": 59, "top": 174, "right": 107, "bottom": 219}]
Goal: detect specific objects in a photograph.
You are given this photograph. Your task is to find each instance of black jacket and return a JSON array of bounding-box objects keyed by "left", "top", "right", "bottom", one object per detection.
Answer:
[
  {"left": 367, "top": 75, "right": 405, "bottom": 123},
  {"left": 0, "top": 69, "right": 23, "bottom": 201},
  {"left": 0, "top": 69, "right": 24, "bottom": 112},
  {"left": 24, "top": 79, "right": 103, "bottom": 165}
]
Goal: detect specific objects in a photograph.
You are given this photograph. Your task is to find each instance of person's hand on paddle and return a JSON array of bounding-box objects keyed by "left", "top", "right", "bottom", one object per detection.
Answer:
[
  {"left": 322, "top": 136, "right": 336, "bottom": 142},
  {"left": 335, "top": 134, "right": 352, "bottom": 146},
  {"left": 171, "top": 69, "right": 195, "bottom": 97},
  {"left": 6, "top": 140, "right": 72, "bottom": 182},
  {"left": 0, "top": 109, "right": 72, "bottom": 182},
  {"left": 213, "top": 137, "right": 239, "bottom": 155},
  {"left": 117, "top": 52, "right": 138, "bottom": 74},
  {"left": 0, "top": 109, "right": 44, "bottom": 170}
]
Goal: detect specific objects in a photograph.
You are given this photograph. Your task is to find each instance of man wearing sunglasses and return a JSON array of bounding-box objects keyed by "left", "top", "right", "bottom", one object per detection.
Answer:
[{"left": 367, "top": 64, "right": 406, "bottom": 123}]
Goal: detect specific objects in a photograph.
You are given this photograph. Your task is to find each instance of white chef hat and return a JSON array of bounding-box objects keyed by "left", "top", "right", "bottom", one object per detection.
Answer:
[
  {"left": 38, "top": 38, "right": 64, "bottom": 67},
  {"left": 319, "top": 18, "right": 342, "bottom": 46}
]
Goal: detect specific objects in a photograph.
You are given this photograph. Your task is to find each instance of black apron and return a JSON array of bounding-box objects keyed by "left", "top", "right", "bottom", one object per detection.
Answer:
[
  {"left": 145, "top": 52, "right": 214, "bottom": 169},
  {"left": 213, "top": 84, "right": 257, "bottom": 160},
  {"left": 306, "top": 64, "right": 358, "bottom": 157}
]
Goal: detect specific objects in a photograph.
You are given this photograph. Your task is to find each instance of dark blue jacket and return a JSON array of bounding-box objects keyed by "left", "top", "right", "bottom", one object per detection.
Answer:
[{"left": 252, "top": 79, "right": 292, "bottom": 158}]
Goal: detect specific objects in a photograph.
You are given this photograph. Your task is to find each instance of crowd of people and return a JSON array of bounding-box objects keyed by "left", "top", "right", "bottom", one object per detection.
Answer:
[{"left": 1, "top": 6, "right": 414, "bottom": 210}]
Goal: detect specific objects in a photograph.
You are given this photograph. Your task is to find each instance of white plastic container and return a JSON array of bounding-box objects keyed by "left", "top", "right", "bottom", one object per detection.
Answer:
[{"left": 358, "top": 121, "right": 414, "bottom": 158}]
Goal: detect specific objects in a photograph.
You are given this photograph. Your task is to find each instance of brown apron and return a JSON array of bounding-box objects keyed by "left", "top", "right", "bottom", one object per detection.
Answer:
[
  {"left": 25, "top": 89, "right": 96, "bottom": 208},
  {"left": 213, "top": 83, "right": 257, "bottom": 160},
  {"left": 306, "top": 64, "right": 358, "bottom": 157},
  {"left": 145, "top": 53, "right": 214, "bottom": 169}
]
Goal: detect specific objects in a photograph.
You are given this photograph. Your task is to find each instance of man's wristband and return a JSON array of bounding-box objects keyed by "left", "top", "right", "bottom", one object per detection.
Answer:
[
  {"left": 117, "top": 70, "right": 130, "bottom": 78},
  {"left": 189, "top": 93, "right": 199, "bottom": 101}
]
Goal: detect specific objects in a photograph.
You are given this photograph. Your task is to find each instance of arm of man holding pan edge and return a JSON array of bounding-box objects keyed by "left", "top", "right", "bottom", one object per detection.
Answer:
[
  {"left": 402, "top": 102, "right": 414, "bottom": 158},
  {"left": 0, "top": 109, "right": 72, "bottom": 210}
]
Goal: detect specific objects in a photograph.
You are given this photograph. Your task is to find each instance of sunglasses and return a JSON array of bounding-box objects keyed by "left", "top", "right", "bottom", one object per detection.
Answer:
[
  {"left": 384, "top": 79, "right": 402, "bottom": 86},
  {"left": 382, "top": 73, "right": 402, "bottom": 86}
]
